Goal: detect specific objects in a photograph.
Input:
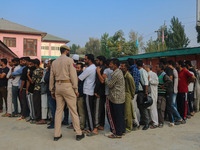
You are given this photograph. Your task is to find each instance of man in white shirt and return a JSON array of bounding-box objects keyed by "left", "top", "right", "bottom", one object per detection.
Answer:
[
  {"left": 78, "top": 54, "right": 97, "bottom": 135},
  {"left": 11, "top": 58, "right": 21, "bottom": 117},
  {"left": 136, "top": 60, "right": 150, "bottom": 130},
  {"left": 4, "top": 60, "right": 13, "bottom": 117},
  {"left": 145, "top": 65, "right": 159, "bottom": 128}
]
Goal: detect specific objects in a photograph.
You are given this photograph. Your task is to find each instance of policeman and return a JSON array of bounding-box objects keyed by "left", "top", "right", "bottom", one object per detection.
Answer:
[{"left": 50, "top": 45, "right": 85, "bottom": 141}]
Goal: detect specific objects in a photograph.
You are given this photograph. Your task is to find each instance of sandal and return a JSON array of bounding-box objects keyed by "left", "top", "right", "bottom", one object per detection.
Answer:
[
  {"left": 67, "top": 125, "right": 74, "bottom": 129},
  {"left": 150, "top": 125, "right": 158, "bottom": 129},
  {"left": 108, "top": 134, "right": 122, "bottom": 139},
  {"left": 169, "top": 123, "right": 174, "bottom": 127},
  {"left": 82, "top": 129, "right": 90, "bottom": 134},
  {"left": 86, "top": 131, "right": 98, "bottom": 137}
]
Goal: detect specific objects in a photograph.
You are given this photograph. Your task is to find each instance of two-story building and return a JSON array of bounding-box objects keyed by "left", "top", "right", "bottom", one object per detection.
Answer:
[{"left": 0, "top": 18, "right": 69, "bottom": 60}]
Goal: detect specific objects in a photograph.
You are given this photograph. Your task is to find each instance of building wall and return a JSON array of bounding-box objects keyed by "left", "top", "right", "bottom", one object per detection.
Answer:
[
  {"left": 140, "top": 54, "right": 200, "bottom": 72},
  {"left": 0, "top": 33, "right": 42, "bottom": 60},
  {"left": 41, "top": 42, "right": 65, "bottom": 57}
]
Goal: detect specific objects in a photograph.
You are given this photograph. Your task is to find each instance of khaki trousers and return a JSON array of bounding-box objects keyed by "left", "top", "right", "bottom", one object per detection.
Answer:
[
  {"left": 77, "top": 97, "right": 86, "bottom": 130},
  {"left": 125, "top": 93, "right": 135, "bottom": 130},
  {"left": 54, "top": 83, "right": 82, "bottom": 137}
]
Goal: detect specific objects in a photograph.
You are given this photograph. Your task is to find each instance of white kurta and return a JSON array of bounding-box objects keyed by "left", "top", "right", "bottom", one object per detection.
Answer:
[{"left": 148, "top": 70, "right": 159, "bottom": 125}]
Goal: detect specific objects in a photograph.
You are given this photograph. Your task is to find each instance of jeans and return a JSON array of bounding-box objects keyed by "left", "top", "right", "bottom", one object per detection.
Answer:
[
  {"left": 187, "top": 92, "right": 194, "bottom": 115},
  {"left": 12, "top": 86, "right": 19, "bottom": 115},
  {"left": 171, "top": 93, "right": 182, "bottom": 121},
  {"left": 48, "top": 93, "right": 56, "bottom": 123}
]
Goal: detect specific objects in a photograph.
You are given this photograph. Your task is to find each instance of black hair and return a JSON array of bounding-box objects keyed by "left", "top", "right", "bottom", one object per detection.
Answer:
[
  {"left": 110, "top": 58, "right": 120, "bottom": 67},
  {"left": 12, "top": 58, "right": 20, "bottom": 63},
  {"left": 76, "top": 63, "right": 84, "bottom": 69},
  {"left": 85, "top": 54, "right": 94, "bottom": 63},
  {"left": 121, "top": 61, "right": 130, "bottom": 70},
  {"left": 160, "top": 58, "right": 168, "bottom": 65},
  {"left": 1, "top": 59, "right": 7, "bottom": 65},
  {"left": 60, "top": 47, "right": 66, "bottom": 54},
  {"left": 185, "top": 60, "right": 192, "bottom": 67},
  {"left": 168, "top": 60, "right": 176, "bottom": 68},
  {"left": 105, "top": 59, "right": 110, "bottom": 67},
  {"left": 33, "top": 59, "right": 40, "bottom": 66},
  {"left": 127, "top": 58, "right": 135, "bottom": 66},
  {"left": 157, "top": 63, "right": 164, "bottom": 70},
  {"left": 50, "top": 59, "right": 55, "bottom": 64},
  {"left": 136, "top": 60, "right": 143, "bottom": 67},
  {"left": 23, "top": 57, "right": 30, "bottom": 61},
  {"left": 96, "top": 56, "right": 106, "bottom": 65},
  {"left": 177, "top": 60, "right": 185, "bottom": 68}
]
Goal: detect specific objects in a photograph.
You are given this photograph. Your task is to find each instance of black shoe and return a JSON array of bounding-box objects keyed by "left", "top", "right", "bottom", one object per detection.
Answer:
[
  {"left": 62, "top": 121, "right": 69, "bottom": 126},
  {"left": 54, "top": 134, "right": 62, "bottom": 141},
  {"left": 47, "top": 125, "right": 54, "bottom": 129},
  {"left": 142, "top": 124, "right": 149, "bottom": 130},
  {"left": 76, "top": 133, "right": 85, "bottom": 141}
]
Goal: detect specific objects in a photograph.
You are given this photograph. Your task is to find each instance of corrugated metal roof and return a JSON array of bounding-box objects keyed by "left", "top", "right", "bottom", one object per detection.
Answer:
[
  {"left": 118, "top": 47, "right": 200, "bottom": 60},
  {"left": 42, "top": 34, "right": 69, "bottom": 43},
  {"left": 0, "top": 40, "right": 18, "bottom": 57},
  {"left": 0, "top": 18, "right": 46, "bottom": 35}
]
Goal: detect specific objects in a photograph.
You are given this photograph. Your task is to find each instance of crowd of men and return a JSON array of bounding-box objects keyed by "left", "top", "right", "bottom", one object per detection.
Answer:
[{"left": 0, "top": 45, "right": 200, "bottom": 141}]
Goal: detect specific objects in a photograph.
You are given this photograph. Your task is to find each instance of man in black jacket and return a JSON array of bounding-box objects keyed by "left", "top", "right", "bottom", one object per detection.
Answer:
[{"left": 94, "top": 56, "right": 106, "bottom": 132}]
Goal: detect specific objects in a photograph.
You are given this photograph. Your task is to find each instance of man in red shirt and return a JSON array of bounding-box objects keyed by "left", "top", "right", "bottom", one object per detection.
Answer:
[{"left": 176, "top": 61, "right": 195, "bottom": 120}]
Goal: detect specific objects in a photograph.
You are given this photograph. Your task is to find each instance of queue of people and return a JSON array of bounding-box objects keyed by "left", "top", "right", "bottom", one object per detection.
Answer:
[{"left": 0, "top": 45, "right": 200, "bottom": 141}]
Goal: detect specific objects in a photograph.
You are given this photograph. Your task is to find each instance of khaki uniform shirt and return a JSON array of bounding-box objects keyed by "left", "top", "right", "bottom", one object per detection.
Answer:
[{"left": 49, "top": 55, "right": 78, "bottom": 94}]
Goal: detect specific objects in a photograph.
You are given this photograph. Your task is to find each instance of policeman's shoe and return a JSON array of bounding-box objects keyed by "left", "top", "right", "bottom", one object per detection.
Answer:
[
  {"left": 54, "top": 134, "right": 62, "bottom": 141},
  {"left": 76, "top": 133, "right": 85, "bottom": 141},
  {"left": 142, "top": 124, "right": 149, "bottom": 130}
]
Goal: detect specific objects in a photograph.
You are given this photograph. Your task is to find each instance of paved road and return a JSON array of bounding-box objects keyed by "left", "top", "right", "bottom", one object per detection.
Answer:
[{"left": 0, "top": 111, "right": 200, "bottom": 150}]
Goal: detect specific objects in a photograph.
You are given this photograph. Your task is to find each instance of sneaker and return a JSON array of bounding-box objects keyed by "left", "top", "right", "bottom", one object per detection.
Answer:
[{"left": 25, "top": 117, "right": 31, "bottom": 122}]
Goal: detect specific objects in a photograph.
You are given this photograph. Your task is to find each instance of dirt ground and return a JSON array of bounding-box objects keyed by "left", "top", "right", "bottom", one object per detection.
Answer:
[{"left": 0, "top": 110, "right": 200, "bottom": 150}]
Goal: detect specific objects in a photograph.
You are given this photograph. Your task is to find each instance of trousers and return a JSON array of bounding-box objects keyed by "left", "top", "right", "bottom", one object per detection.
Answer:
[
  {"left": 54, "top": 82, "right": 82, "bottom": 137},
  {"left": 33, "top": 90, "right": 41, "bottom": 121},
  {"left": 124, "top": 93, "right": 135, "bottom": 130},
  {"left": 157, "top": 95, "right": 166, "bottom": 124},
  {"left": 21, "top": 89, "right": 29, "bottom": 117},
  {"left": 27, "top": 93, "right": 35, "bottom": 120},
  {"left": 94, "top": 95, "right": 106, "bottom": 128},
  {"left": 7, "top": 87, "right": 12, "bottom": 114},
  {"left": 0, "top": 86, "right": 7, "bottom": 111},
  {"left": 77, "top": 97, "right": 86, "bottom": 130}
]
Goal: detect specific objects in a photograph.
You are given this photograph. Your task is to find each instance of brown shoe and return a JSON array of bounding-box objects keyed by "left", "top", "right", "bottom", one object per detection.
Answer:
[{"left": 0, "top": 110, "right": 3, "bottom": 113}]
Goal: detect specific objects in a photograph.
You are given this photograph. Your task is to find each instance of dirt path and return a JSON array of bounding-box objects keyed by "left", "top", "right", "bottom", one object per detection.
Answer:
[{"left": 0, "top": 112, "right": 200, "bottom": 150}]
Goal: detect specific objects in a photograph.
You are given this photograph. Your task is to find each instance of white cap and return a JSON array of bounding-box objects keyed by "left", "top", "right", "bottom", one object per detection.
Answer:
[
  {"left": 72, "top": 54, "right": 79, "bottom": 61},
  {"left": 44, "top": 59, "right": 49, "bottom": 64}
]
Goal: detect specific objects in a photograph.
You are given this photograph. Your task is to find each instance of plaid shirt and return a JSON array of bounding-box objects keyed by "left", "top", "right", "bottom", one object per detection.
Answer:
[
  {"left": 129, "top": 65, "right": 140, "bottom": 93},
  {"left": 105, "top": 69, "right": 125, "bottom": 104}
]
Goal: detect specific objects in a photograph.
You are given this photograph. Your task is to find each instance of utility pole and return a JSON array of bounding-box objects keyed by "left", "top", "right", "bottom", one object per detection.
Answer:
[{"left": 155, "top": 30, "right": 160, "bottom": 51}]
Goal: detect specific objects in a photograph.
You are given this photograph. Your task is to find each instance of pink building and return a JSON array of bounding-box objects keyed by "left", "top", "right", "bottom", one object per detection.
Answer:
[
  {"left": 0, "top": 40, "right": 18, "bottom": 60},
  {"left": 0, "top": 19, "right": 69, "bottom": 60}
]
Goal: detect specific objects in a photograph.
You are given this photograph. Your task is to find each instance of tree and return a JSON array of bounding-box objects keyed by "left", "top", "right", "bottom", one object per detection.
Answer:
[
  {"left": 76, "top": 47, "right": 86, "bottom": 54},
  {"left": 69, "top": 44, "right": 80, "bottom": 54},
  {"left": 129, "top": 30, "right": 144, "bottom": 54},
  {"left": 166, "top": 16, "right": 190, "bottom": 49},
  {"left": 196, "top": 25, "right": 200, "bottom": 43},
  {"left": 100, "top": 33, "right": 110, "bottom": 58},
  {"left": 85, "top": 38, "right": 101, "bottom": 57},
  {"left": 144, "top": 37, "right": 159, "bottom": 53}
]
